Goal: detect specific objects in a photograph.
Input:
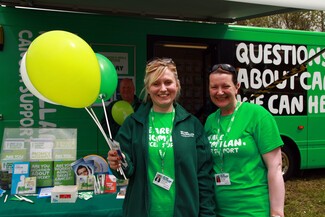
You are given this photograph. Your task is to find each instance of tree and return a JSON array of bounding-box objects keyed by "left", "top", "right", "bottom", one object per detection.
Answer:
[{"left": 237, "top": 11, "right": 325, "bottom": 32}]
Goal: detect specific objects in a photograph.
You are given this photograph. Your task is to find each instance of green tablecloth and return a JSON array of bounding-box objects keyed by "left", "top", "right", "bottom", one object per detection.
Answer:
[{"left": 0, "top": 193, "right": 123, "bottom": 217}]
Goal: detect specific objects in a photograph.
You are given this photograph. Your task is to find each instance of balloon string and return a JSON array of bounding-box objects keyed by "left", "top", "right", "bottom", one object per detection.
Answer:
[
  {"left": 84, "top": 107, "right": 113, "bottom": 150},
  {"left": 84, "top": 106, "right": 127, "bottom": 180},
  {"left": 101, "top": 98, "right": 112, "bottom": 139},
  {"left": 88, "top": 107, "right": 126, "bottom": 179}
]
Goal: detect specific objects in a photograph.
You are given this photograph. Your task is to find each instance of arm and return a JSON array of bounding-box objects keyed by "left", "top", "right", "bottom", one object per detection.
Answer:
[
  {"left": 108, "top": 146, "right": 133, "bottom": 179},
  {"left": 262, "top": 147, "right": 285, "bottom": 217},
  {"left": 107, "top": 116, "right": 135, "bottom": 179},
  {"left": 197, "top": 128, "right": 216, "bottom": 217},
  {"left": 107, "top": 149, "right": 122, "bottom": 170}
]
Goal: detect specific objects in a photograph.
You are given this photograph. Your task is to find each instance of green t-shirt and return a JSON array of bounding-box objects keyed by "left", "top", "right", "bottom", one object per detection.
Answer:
[
  {"left": 148, "top": 110, "right": 175, "bottom": 217},
  {"left": 204, "top": 102, "right": 283, "bottom": 217}
]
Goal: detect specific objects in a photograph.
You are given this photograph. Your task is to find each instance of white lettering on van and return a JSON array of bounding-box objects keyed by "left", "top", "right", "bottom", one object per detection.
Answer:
[{"left": 236, "top": 42, "right": 325, "bottom": 114}]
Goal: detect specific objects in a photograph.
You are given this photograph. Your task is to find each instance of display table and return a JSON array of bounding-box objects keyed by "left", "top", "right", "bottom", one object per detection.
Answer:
[{"left": 0, "top": 193, "right": 123, "bottom": 217}]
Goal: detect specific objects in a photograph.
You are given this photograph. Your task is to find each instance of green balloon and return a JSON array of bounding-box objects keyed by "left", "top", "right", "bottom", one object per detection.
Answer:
[
  {"left": 112, "top": 100, "right": 134, "bottom": 125},
  {"left": 95, "top": 53, "right": 118, "bottom": 103}
]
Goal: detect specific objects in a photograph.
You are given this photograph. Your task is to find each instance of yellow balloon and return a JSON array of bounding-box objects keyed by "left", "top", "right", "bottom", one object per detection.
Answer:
[
  {"left": 20, "top": 52, "right": 57, "bottom": 105},
  {"left": 26, "top": 30, "right": 100, "bottom": 108}
]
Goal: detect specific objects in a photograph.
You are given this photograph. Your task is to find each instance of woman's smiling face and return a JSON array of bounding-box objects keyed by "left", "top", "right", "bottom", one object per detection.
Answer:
[
  {"left": 209, "top": 72, "right": 240, "bottom": 115},
  {"left": 148, "top": 69, "right": 179, "bottom": 112}
]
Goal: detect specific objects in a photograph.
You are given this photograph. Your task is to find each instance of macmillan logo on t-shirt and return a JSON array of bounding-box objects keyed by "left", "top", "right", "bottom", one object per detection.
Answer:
[
  {"left": 180, "top": 131, "right": 194, "bottom": 138},
  {"left": 208, "top": 134, "right": 246, "bottom": 155}
]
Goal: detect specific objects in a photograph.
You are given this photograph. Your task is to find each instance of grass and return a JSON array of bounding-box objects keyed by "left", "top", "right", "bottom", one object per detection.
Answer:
[{"left": 285, "top": 168, "right": 325, "bottom": 217}]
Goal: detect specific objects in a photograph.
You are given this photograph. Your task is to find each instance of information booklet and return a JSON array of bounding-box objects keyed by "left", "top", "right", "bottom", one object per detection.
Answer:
[
  {"left": 53, "top": 161, "right": 75, "bottom": 186},
  {"left": 11, "top": 162, "right": 30, "bottom": 195},
  {"left": 30, "top": 161, "right": 53, "bottom": 187}
]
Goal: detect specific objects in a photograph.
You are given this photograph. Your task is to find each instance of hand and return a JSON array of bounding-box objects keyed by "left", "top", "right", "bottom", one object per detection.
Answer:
[{"left": 107, "top": 150, "right": 121, "bottom": 170}]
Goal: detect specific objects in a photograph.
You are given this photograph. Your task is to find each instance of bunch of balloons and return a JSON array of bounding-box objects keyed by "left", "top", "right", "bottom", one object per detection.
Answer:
[
  {"left": 20, "top": 30, "right": 135, "bottom": 149},
  {"left": 20, "top": 30, "right": 118, "bottom": 108},
  {"left": 21, "top": 30, "right": 134, "bottom": 178}
]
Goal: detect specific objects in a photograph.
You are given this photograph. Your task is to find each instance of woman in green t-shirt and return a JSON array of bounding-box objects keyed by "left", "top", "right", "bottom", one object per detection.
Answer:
[
  {"left": 204, "top": 64, "right": 285, "bottom": 217},
  {"left": 107, "top": 58, "right": 215, "bottom": 217}
]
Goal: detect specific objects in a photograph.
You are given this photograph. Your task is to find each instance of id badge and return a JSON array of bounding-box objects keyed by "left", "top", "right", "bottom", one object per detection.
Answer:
[
  {"left": 215, "top": 173, "right": 231, "bottom": 186},
  {"left": 153, "top": 172, "right": 173, "bottom": 190}
]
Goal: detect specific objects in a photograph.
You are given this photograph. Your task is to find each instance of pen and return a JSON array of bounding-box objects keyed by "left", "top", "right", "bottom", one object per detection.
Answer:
[
  {"left": 4, "top": 195, "right": 8, "bottom": 203},
  {"left": 15, "top": 195, "right": 34, "bottom": 204},
  {"left": 21, "top": 196, "right": 34, "bottom": 204}
]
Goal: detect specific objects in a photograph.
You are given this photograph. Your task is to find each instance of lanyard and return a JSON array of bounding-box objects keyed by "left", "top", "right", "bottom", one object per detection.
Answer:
[
  {"left": 215, "top": 101, "right": 242, "bottom": 172},
  {"left": 150, "top": 107, "right": 175, "bottom": 173}
]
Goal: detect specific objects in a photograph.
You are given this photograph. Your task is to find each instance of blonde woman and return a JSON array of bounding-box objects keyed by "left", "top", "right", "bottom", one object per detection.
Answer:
[{"left": 108, "top": 58, "right": 215, "bottom": 217}]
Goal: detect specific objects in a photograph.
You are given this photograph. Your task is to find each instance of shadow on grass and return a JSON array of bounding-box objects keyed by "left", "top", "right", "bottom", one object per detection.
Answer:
[{"left": 295, "top": 168, "right": 325, "bottom": 180}]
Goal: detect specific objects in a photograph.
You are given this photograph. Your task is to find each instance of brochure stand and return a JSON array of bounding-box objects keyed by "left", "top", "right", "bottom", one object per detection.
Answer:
[{"left": 0, "top": 128, "right": 77, "bottom": 189}]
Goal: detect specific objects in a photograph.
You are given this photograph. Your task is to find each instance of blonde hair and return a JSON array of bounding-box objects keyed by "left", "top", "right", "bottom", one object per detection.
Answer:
[{"left": 140, "top": 58, "right": 181, "bottom": 103}]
